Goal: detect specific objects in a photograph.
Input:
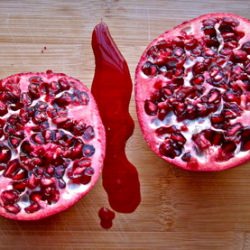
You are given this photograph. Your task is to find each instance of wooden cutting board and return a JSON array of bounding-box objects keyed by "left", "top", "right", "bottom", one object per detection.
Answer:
[{"left": 0, "top": 1, "right": 250, "bottom": 249}]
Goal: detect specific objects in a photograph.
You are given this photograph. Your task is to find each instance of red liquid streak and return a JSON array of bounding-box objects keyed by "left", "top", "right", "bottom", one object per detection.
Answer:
[{"left": 91, "top": 22, "right": 141, "bottom": 214}]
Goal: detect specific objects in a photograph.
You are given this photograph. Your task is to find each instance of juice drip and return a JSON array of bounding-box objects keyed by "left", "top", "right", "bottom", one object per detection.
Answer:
[{"left": 91, "top": 22, "right": 141, "bottom": 225}]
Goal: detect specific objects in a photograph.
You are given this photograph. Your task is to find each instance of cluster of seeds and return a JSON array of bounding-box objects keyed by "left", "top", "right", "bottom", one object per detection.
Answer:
[
  {"left": 0, "top": 73, "right": 97, "bottom": 215},
  {"left": 141, "top": 17, "right": 250, "bottom": 164}
]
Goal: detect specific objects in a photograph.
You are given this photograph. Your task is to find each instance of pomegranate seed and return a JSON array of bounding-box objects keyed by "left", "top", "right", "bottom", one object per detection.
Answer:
[
  {"left": 31, "top": 133, "right": 45, "bottom": 144},
  {"left": 74, "top": 158, "right": 91, "bottom": 168},
  {"left": 54, "top": 92, "right": 73, "bottom": 106},
  {"left": 84, "top": 167, "right": 95, "bottom": 176},
  {"left": 204, "top": 129, "right": 224, "bottom": 146},
  {"left": 232, "top": 50, "right": 248, "bottom": 62},
  {"left": 25, "top": 202, "right": 40, "bottom": 214},
  {"left": 27, "top": 174, "right": 39, "bottom": 189},
  {"left": 181, "top": 152, "right": 191, "bottom": 162},
  {"left": 155, "top": 126, "right": 177, "bottom": 137},
  {"left": 3, "top": 159, "right": 20, "bottom": 178},
  {"left": 73, "top": 120, "right": 86, "bottom": 136},
  {"left": 226, "top": 123, "right": 243, "bottom": 137},
  {"left": 192, "top": 132, "right": 210, "bottom": 150},
  {"left": 41, "top": 177, "right": 56, "bottom": 187},
  {"left": 12, "top": 180, "right": 27, "bottom": 192},
  {"left": 183, "top": 104, "right": 197, "bottom": 120},
  {"left": 82, "top": 144, "right": 95, "bottom": 157},
  {"left": 170, "top": 132, "right": 186, "bottom": 145},
  {"left": 12, "top": 168, "right": 28, "bottom": 181},
  {"left": 58, "top": 179, "right": 66, "bottom": 189},
  {"left": 222, "top": 140, "right": 236, "bottom": 154},
  {"left": 20, "top": 141, "right": 33, "bottom": 155},
  {"left": 173, "top": 47, "right": 184, "bottom": 57},
  {"left": 28, "top": 82, "right": 40, "bottom": 99},
  {"left": 57, "top": 118, "right": 74, "bottom": 132},
  {"left": 202, "top": 18, "right": 218, "bottom": 26},
  {"left": 78, "top": 175, "right": 92, "bottom": 185},
  {"left": 32, "top": 110, "right": 47, "bottom": 124},
  {"left": 54, "top": 165, "right": 65, "bottom": 178},
  {"left": 159, "top": 139, "right": 181, "bottom": 159},
  {"left": 204, "top": 36, "right": 219, "bottom": 48},
  {"left": 20, "top": 92, "right": 32, "bottom": 106},
  {"left": 192, "top": 62, "right": 206, "bottom": 75},
  {"left": 46, "top": 165, "right": 55, "bottom": 175},
  {"left": 72, "top": 90, "right": 89, "bottom": 105},
  {"left": 184, "top": 37, "right": 198, "bottom": 50},
  {"left": 1, "top": 190, "right": 19, "bottom": 205},
  {"left": 30, "top": 192, "right": 42, "bottom": 202},
  {"left": 58, "top": 78, "right": 71, "bottom": 90},
  {"left": 197, "top": 102, "right": 209, "bottom": 117},
  {"left": 82, "top": 126, "right": 95, "bottom": 141},
  {"left": 4, "top": 204, "right": 21, "bottom": 214},
  {"left": 0, "top": 145, "right": 11, "bottom": 163},
  {"left": 223, "top": 90, "right": 241, "bottom": 104},
  {"left": 241, "top": 41, "right": 250, "bottom": 54},
  {"left": 46, "top": 81, "right": 61, "bottom": 95},
  {"left": 211, "top": 114, "right": 224, "bottom": 125},
  {"left": 207, "top": 89, "right": 221, "bottom": 104},
  {"left": 202, "top": 26, "right": 216, "bottom": 36},
  {"left": 222, "top": 17, "right": 239, "bottom": 27},
  {"left": 191, "top": 75, "right": 204, "bottom": 85},
  {"left": 173, "top": 77, "right": 184, "bottom": 86},
  {"left": 142, "top": 62, "right": 158, "bottom": 76},
  {"left": 144, "top": 100, "right": 158, "bottom": 116},
  {"left": 29, "top": 76, "right": 43, "bottom": 84}
]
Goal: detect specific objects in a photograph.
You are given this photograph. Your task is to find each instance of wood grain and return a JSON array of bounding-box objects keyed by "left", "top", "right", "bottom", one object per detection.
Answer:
[{"left": 0, "top": 0, "right": 250, "bottom": 249}]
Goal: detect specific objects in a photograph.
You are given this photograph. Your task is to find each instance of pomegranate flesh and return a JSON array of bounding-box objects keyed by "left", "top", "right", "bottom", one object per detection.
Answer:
[
  {"left": 0, "top": 71, "right": 105, "bottom": 220},
  {"left": 135, "top": 13, "right": 250, "bottom": 171}
]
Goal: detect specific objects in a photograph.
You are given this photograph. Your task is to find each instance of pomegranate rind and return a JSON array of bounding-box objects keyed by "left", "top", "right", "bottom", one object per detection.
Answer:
[
  {"left": 135, "top": 13, "right": 250, "bottom": 171},
  {"left": 0, "top": 71, "right": 105, "bottom": 220}
]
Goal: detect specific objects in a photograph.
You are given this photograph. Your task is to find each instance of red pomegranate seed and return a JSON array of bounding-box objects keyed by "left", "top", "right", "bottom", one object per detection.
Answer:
[
  {"left": 142, "top": 62, "right": 158, "bottom": 76},
  {"left": 241, "top": 41, "right": 250, "bottom": 54},
  {"left": 24, "top": 202, "right": 40, "bottom": 214},
  {"left": 4, "top": 204, "right": 21, "bottom": 214},
  {"left": 159, "top": 139, "right": 181, "bottom": 159},
  {"left": 0, "top": 145, "right": 11, "bottom": 163},
  {"left": 207, "top": 89, "right": 221, "bottom": 104},
  {"left": 232, "top": 50, "right": 248, "bottom": 62},
  {"left": 3, "top": 160, "right": 20, "bottom": 178},
  {"left": 191, "top": 75, "right": 204, "bottom": 85},
  {"left": 192, "top": 132, "right": 210, "bottom": 150},
  {"left": 1, "top": 190, "right": 19, "bottom": 205},
  {"left": 193, "top": 62, "right": 206, "bottom": 74},
  {"left": 181, "top": 152, "right": 191, "bottom": 162},
  {"left": 223, "top": 90, "right": 241, "bottom": 104},
  {"left": 222, "top": 17, "right": 239, "bottom": 27},
  {"left": 144, "top": 100, "right": 158, "bottom": 116}
]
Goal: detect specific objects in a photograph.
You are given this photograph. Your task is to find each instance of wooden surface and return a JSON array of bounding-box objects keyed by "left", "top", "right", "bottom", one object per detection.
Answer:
[{"left": 0, "top": 0, "right": 250, "bottom": 249}]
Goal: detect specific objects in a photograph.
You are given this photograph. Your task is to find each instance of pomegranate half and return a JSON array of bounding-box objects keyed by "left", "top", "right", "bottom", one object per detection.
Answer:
[
  {"left": 0, "top": 71, "right": 105, "bottom": 220},
  {"left": 135, "top": 13, "right": 250, "bottom": 171}
]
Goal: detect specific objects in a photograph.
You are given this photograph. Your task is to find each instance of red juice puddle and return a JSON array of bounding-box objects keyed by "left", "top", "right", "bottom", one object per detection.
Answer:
[
  {"left": 91, "top": 22, "right": 141, "bottom": 228},
  {"left": 98, "top": 207, "right": 115, "bottom": 229}
]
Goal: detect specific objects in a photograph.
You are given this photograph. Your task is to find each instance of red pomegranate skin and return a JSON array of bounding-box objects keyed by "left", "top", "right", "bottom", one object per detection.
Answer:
[
  {"left": 92, "top": 22, "right": 141, "bottom": 213},
  {"left": 135, "top": 13, "right": 250, "bottom": 172}
]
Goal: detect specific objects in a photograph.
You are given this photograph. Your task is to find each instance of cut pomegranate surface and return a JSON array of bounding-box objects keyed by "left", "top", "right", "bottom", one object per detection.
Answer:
[
  {"left": 135, "top": 13, "right": 250, "bottom": 171},
  {"left": 0, "top": 71, "right": 105, "bottom": 220}
]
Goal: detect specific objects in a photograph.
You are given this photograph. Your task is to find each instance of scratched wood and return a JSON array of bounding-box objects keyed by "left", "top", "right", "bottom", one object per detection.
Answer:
[{"left": 0, "top": 0, "right": 250, "bottom": 249}]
